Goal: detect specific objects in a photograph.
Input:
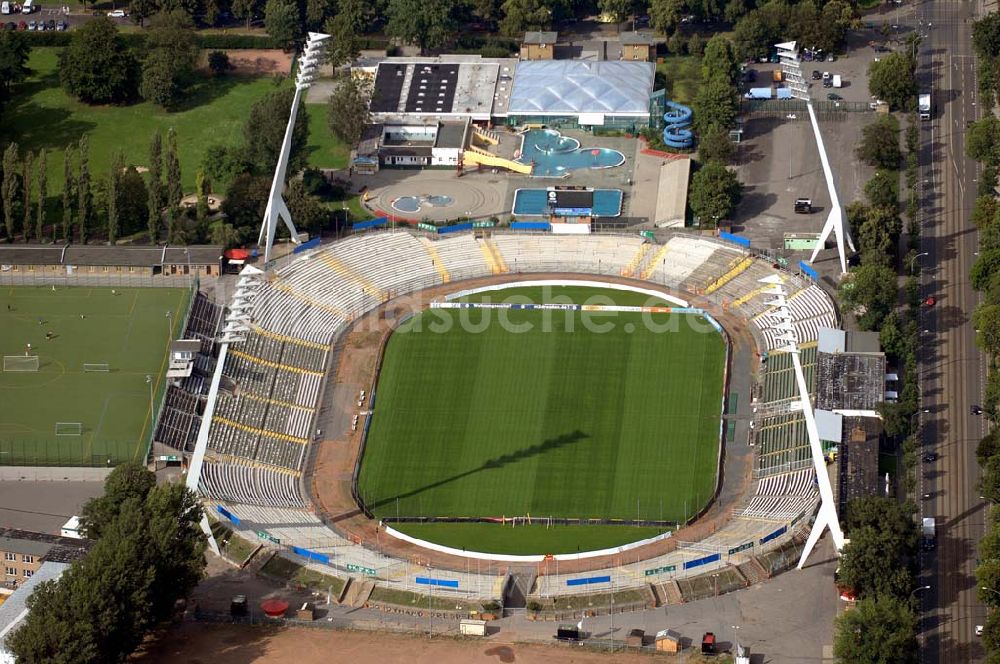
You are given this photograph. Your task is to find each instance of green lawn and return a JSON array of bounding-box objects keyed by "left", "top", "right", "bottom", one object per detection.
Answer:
[
  {"left": 457, "top": 285, "right": 673, "bottom": 308},
  {"left": 0, "top": 286, "right": 189, "bottom": 466},
  {"left": 357, "top": 287, "right": 726, "bottom": 554},
  {"left": 657, "top": 56, "right": 703, "bottom": 106},
  {"left": 304, "top": 103, "right": 350, "bottom": 171},
  {"left": 3, "top": 48, "right": 346, "bottom": 198},
  {"left": 391, "top": 522, "right": 668, "bottom": 556}
]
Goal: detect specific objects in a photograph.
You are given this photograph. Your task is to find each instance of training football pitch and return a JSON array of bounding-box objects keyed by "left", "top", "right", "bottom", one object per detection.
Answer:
[
  {"left": 357, "top": 286, "right": 727, "bottom": 553},
  {"left": 0, "top": 286, "right": 190, "bottom": 466}
]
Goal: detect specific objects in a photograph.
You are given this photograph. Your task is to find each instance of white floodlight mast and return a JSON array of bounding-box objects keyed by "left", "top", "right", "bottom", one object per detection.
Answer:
[
  {"left": 258, "top": 33, "right": 331, "bottom": 265},
  {"left": 774, "top": 41, "right": 854, "bottom": 274}
]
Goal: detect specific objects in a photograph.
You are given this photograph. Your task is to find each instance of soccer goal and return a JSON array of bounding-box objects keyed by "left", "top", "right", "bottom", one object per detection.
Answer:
[
  {"left": 3, "top": 355, "right": 39, "bottom": 372},
  {"left": 55, "top": 422, "right": 83, "bottom": 436},
  {"left": 83, "top": 363, "right": 111, "bottom": 373}
]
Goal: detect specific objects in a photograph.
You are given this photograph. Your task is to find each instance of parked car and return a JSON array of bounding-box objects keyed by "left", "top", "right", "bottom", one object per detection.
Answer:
[
  {"left": 45, "top": 17, "right": 53, "bottom": 28},
  {"left": 826, "top": 52, "right": 836, "bottom": 62},
  {"left": 822, "top": 71, "right": 831, "bottom": 80},
  {"left": 55, "top": 18, "right": 65, "bottom": 29},
  {"left": 812, "top": 69, "right": 822, "bottom": 79},
  {"left": 827, "top": 93, "right": 843, "bottom": 101},
  {"left": 26, "top": 18, "right": 34, "bottom": 28},
  {"left": 972, "top": 405, "right": 984, "bottom": 415},
  {"left": 16, "top": 18, "right": 25, "bottom": 28},
  {"left": 823, "top": 79, "right": 833, "bottom": 88},
  {"left": 107, "top": 8, "right": 125, "bottom": 16},
  {"left": 922, "top": 452, "right": 937, "bottom": 463}
]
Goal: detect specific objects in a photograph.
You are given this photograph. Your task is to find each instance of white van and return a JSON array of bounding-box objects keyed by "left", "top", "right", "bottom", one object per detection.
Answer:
[
  {"left": 832, "top": 74, "right": 842, "bottom": 88},
  {"left": 21, "top": 0, "right": 33, "bottom": 13},
  {"left": 1, "top": 2, "right": 10, "bottom": 14}
]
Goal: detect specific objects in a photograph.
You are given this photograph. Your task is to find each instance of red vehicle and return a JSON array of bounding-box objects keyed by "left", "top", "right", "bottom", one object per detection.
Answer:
[
  {"left": 924, "top": 296, "right": 936, "bottom": 306},
  {"left": 701, "top": 632, "right": 716, "bottom": 654}
]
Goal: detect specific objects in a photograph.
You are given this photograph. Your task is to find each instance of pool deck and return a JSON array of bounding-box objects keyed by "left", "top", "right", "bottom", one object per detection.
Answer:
[{"left": 355, "top": 129, "right": 649, "bottom": 223}]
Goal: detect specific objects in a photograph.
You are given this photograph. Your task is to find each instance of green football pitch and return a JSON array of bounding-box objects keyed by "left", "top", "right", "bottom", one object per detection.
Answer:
[
  {"left": 357, "top": 286, "right": 727, "bottom": 553},
  {"left": 0, "top": 286, "right": 190, "bottom": 466}
]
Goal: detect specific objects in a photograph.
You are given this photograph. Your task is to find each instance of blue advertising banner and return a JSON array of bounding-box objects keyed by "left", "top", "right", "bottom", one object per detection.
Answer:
[
  {"left": 798, "top": 261, "right": 819, "bottom": 281},
  {"left": 566, "top": 575, "right": 612, "bottom": 587},
  {"left": 719, "top": 231, "right": 751, "bottom": 248},
  {"left": 416, "top": 576, "right": 459, "bottom": 588}
]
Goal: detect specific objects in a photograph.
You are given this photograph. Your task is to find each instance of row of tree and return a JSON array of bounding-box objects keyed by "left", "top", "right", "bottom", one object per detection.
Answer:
[
  {"left": 833, "top": 498, "right": 921, "bottom": 663},
  {"left": 0, "top": 130, "right": 184, "bottom": 245},
  {"left": 969, "top": 16, "right": 1000, "bottom": 658},
  {"left": 6, "top": 463, "right": 207, "bottom": 663}
]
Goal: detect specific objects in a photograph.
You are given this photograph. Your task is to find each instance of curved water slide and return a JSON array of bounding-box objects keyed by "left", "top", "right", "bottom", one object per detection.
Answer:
[{"left": 662, "top": 101, "right": 694, "bottom": 149}]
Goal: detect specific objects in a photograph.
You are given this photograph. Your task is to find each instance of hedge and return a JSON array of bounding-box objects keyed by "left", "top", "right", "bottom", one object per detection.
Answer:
[{"left": 21, "top": 31, "right": 279, "bottom": 49}]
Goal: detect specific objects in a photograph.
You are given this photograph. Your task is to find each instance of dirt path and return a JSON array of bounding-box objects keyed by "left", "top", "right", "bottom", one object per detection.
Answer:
[
  {"left": 133, "top": 623, "right": 689, "bottom": 664},
  {"left": 307, "top": 273, "right": 760, "bottom": 574}
]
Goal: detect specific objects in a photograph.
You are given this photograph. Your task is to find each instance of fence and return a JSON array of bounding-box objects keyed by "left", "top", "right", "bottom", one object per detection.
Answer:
[
  {"left": 0, "top": 439, "right": 138, "bottom": 467},
  {"left": 0, "top": 272, "right": 198, "bottom": 288}
]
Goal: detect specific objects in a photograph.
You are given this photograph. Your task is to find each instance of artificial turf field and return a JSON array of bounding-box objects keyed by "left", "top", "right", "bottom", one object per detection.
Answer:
[
  {"left": 0, "top": 286, "right": 189, "bottom": 466},
  {"left": 358, "top": 286, "right": 727, "bottom": 553}
]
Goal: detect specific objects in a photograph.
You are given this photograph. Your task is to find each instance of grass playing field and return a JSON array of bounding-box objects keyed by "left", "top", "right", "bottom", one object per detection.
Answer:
[
  {"left": 0, "top": 286, "right": 190, "bottom": 466},
  {"left": 357, "top": 286, "right": 727, "bottom": 553}
]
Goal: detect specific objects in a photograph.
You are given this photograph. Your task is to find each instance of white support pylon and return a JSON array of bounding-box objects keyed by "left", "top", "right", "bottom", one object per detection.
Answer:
[{"left": 258, "top": 32, "right": 331, "bottom": 266}]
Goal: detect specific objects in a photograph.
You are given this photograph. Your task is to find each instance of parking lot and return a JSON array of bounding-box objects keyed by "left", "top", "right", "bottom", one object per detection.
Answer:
[{"left": 730, "top": 25, "right": 917, "bottom": 268}]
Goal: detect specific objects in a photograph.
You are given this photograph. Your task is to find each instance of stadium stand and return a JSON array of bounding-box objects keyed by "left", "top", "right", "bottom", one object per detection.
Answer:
[{"left": 191, "top": 230, "right": 838, "bottom": 601}]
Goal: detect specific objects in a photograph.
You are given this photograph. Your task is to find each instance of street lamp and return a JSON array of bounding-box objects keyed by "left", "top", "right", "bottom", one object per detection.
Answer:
[
  {"left": 165, "top": 310, "right": 173, "bottom": 342},
  {"left": 908, "top": 251, "right": 929, "bottom": 273},
  {"left": 145, "top": 374, "right": 154, "bottom": 422},
  {"left": 982, "top": 587, "right": 1000, "bottom": 600},
  {"left": 911, "top": 585, "right": 931, "bottom": 598},
  {"left": 731, "top": 624, "right": 741, "bottom": 649}
]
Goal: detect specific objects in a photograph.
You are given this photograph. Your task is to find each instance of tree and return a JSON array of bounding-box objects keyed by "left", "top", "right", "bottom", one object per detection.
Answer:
[
  {"left": 140, "top": 11, "right": 199, "bottom": 109},
  {"left": 974, "top": 195, "right": 999, "bottom": 229},
  {"left": 107, "top": 151, "right": 124, "bottom": 244},
  {"left": 689, "top": 161, "right": 743, "bottom": 226},
  {"left": 701, "top": 34, "right": 739, "bottom": 86},
  {"left": 0, "top": 31, "right": 31, "bottom": 110},
  {"left": 60, "top": 17, "right": 139, "bottom": 105},
  {"left": 201, "top": 144, "right": 252, "bottom": 186},
  {"left": 128, "top": 0, "right": 159, "bottom": 26},
  {"left": 62, "top": 146, "right": 74, "bottom": 243},
  {"left": 231, "top": 0, "right": 259, "bottom": 29},
  {"left": 839, "top": 262, "right": 898, "bottom": 330},
  {"left": 117, "top": 167, "right": 148, "bottom": 237},
  {"left": 980, "top": 430, "right": 1000, "bottom": 467},
  {"left": 222, "top": 173, "right": 270, "bottom": 230},
  {"left": 327, "top": 77, "right": 370, "bottom": 145},
  {"left": 499, "top": 0, "right": 552, "bottom": 37},
  {"left": 2, "top": 142, "right": 19, "bottom": 242},
  {"left": 36, "top": 149, "right": 46, "bottom": 242},
  {"left": 166, "top": 128, "right": 182, "bottom": 208},
  {"left": 195, "top": 169, "right": 210, "bottom": 223},
  {"left": 285, "top": 178, "right": 327, "bottom": 232},
  {"left": 21, "top": 150, "right": 32, "bottom": 242},
  {"left": 323, "top": 4, "right": 364, "bottom": 69},
  {"left": 148, "top": 131, "right": 163, "bottom": 243},
  {"left": 976, "top": 303, "right": 1000, "bottom": 357},
  {"left": 864, "top": 171, "right": 899, "bottom": 211},
  {"left": 209, "top": 219, "right": 240, "bottom": 247},
  {"left": 968, "top": 116, "right": 1000, "bottom": 167},
  {"left": 243, "top": 87, "right": 309, "bottom": 175},
  {"left": 837, "top": 524, "right": 914, "bottom": 600},
  {"left": 77, "top": 136, "right": 91, "bottom": 244},
  {"left": 264, "top": 0, "right": 301, "bottom": 50},
  {"left": 649, "top": 0, "right": 683, "bottom": 35},
  {"left": 698, "top": 125, "right": 735, "bottom": 164},
  {"left": 387, "top": 0, "right": 458, "bottom": 54},
  {"left": 868, "top": 52, "right": 917, "bottom": 111},
  {"left": 974, "top": 248, "right": 1000, "bottom": 291},
  {"left": 833, "top": 596, "right": 918, "bottom": 664},
  {"left": 207, "top": 50, "right": 231, "bottom": 76},
  {"left": 305, "top": 0, "right": 334, "bottom": 29},
  {"left": 598, "top": 0, "right": 630, "bottom": 24},
  {"left": 857, "top": 115, "right": 901, "bottom": 170},
  {"left": 845, "top": 497, "right": 919, "bottom": 554},
  {"left": 983, "top": 454, "right": 1000, "bottom": 504},
  {"left": 79, "top": 462, "right": 156, "bottom": 539},
  {"left": 975, "top": 12, "right": 1000, "bottom": 60},
  {"left": 692, "top": 74, "right": 738, "bottom": 135}
]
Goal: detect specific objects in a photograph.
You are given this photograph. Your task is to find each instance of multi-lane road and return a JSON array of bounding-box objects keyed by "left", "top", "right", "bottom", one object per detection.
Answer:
[{"left": 918, "top": 0, "right": 989, "bottom": 660}]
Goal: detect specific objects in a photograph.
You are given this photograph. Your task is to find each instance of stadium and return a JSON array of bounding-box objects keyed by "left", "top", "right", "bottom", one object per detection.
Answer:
[{"left": 145, "top": 228, "right": 838, "bottom": 609}]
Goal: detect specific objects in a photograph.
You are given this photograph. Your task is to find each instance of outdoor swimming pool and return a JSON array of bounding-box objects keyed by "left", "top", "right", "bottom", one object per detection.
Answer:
[
  {"left": 512, "top": 188, "right": 623, "bottom": 217},
  {"left": 391, "top": 195, "right": 454, "bottom": 214},
  {"left": 517, "top": 129, "right": 626, "bottom": 177}
]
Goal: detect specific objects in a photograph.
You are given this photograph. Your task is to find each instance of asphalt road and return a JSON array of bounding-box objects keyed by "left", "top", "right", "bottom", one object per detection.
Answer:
[{"left": 916, "top": 0, "right": 989, "bottom": 660}]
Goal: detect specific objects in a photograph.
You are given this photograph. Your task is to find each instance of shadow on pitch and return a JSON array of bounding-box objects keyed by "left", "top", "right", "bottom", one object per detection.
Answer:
[{"left": 367, "top": 430, "right": 590, "bottom": 512}]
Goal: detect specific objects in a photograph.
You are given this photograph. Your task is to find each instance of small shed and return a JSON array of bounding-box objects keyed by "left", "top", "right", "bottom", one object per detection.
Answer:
[
  {"left": 626, "top": 628, "right": 645, "bottom": 647},
  {"left": 654, "top": 629, "right": 682, "bottom": 653},
  {"left": 521, "top": 31, "right": 558, "bottom": 60},
  {"left": 460, "top": 618, "right": 487, "bottom": 636},
  {"left": 296, "top": 602, "right": 315, "bottom": 620}
]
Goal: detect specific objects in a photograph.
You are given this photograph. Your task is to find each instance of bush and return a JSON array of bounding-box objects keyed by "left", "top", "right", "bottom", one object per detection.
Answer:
[{"left": 208, "top": 50, "right": 232, "bottom": 75}]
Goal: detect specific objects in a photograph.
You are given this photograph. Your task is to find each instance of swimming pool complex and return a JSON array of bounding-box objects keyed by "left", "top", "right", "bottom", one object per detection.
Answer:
[
  {"left": 517, "top": 129, "right": 626, "bottom": 177},
  {"left": 512, "top": 188, "right": 623, "bottom": 217}
]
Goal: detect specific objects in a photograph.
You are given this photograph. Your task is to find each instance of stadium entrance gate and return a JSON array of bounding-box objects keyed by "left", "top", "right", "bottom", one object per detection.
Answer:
[{"left": 502, "top": 568, "right": 536, "bottom": 617}]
